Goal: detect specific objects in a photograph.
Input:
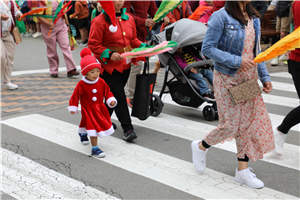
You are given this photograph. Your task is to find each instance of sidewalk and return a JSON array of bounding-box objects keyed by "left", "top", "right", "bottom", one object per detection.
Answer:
[{"left": 1, "top": 44, "right": 288, "bottom": 118}]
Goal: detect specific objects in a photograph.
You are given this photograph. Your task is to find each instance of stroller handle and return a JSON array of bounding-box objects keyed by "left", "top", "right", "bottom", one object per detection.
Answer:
[{"left": 183, "top": 60, "right": 214, "bottom": 73}]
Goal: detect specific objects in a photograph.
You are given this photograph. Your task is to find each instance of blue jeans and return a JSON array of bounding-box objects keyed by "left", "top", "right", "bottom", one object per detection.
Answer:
[{"left": 187, "top": 69, "right": 213, "bottom": 95}]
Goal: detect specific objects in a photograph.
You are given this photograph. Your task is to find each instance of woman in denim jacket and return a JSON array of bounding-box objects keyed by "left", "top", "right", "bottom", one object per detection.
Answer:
[{"left": 191, "top": 1, "right": 274, "bottom": 189}]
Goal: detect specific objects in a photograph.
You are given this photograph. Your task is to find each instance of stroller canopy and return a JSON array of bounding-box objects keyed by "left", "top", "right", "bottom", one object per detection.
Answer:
[{"left": 155, "top": 18, "right": 207, "bottom": 54}]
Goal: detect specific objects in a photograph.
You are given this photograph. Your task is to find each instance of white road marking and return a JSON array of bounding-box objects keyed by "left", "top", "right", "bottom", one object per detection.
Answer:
[
  {"left": 1, "top": 114, "right": 298, "bottom": 199},
  {"left": 1, "top": 148, "right": 120, "bottom": 200}
]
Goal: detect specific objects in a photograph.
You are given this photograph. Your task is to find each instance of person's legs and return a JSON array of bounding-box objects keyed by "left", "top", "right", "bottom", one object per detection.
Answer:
[
  {"left": 82, "top": 27, "right": 88, "bottom": 42},
  {"left": 201, "top": 68, "right": 214, "bottom": 85},
  {"left": 235, "top": 154, "right": 264, "bottom": 189},
  {"left": 1, "top": 31, "right": 17, "bottom": 89},
  {"left": 125, "top": 62, "right": 143, "bottom": 100},
  {"left": 56, "top": 26, "right": 78, "bottom": 73},
  {"left": 41, "top": 25, "right": 59, "bottom": 75},
  {"left": 187, "top": 71, "right": 210, "bottom": 95},
  {"left": 101, "top": 69, "right": 134, "bottom": 133},
  {"left": 273, "top": 60, "right": 300, "bottom": 155},
  {"left": 90, "top": 136, "right": 105, "bottom": 157}
]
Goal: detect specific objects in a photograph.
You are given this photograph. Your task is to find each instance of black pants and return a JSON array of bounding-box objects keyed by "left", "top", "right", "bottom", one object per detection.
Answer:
[
  {"left": 278, "top": 59, "right": 300, "bottom": 134},
  {"left": 101, "top": 69, "right": 133, "bottom": 132}
]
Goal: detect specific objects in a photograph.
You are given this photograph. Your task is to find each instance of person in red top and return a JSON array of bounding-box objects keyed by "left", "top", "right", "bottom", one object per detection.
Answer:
[
  {"left": 272, "top": 1, "right": 300, "bottom": 156},
  {"left": 69, "top": 48, "right": 117, "bottom": 158},
  {"left": 88, "top": 0, "right": 147, "bottom": 142},
  {"left": 212, "top": 1, "right": 225, "bottom": 13}
]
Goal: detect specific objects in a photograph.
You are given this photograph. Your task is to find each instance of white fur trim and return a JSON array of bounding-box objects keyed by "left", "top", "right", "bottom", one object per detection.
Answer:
[
  {"left": 69, "top": 106, "right": 78, "bottom": 113},
  {"left": 78, "top": 127, "right": 87, "bottom": 133},
  {"left": 82, "top": 76, "right": 99, "bottom": 84},
  {"left": 85, "top": 125, "right": 114, "bottom": 138},
  {"left": 106, "top": 97, "right": 117, "bottom": 108},
  {"left": 109, "top": 25, "right": 117, "bottom": 33}
]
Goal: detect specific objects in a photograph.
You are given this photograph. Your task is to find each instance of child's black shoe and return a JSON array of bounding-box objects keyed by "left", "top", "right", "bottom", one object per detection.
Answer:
[{"left": 79, "top": 133, "right": 89, "bottom": 145}]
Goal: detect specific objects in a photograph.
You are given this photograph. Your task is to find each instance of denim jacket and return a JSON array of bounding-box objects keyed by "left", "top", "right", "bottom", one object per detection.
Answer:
[{"left": 202, "top": 8, "right": 271, "bottom": 84}]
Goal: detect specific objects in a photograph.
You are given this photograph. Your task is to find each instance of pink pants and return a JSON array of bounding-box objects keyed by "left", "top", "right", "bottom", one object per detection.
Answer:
[{"left": 41, "top": 18, "right": 76, "bottom": 75}]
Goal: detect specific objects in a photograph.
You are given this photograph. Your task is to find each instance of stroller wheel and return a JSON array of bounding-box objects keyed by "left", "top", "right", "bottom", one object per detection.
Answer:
[
  {"left": 152, "top": 94, "right": 163, "bottom": 117},
  {"left": 203, "top": 106, "right": 215, "bottom": 121}
]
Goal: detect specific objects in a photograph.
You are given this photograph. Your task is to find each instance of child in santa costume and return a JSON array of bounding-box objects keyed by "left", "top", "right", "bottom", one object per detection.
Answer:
[{"left": 69, "top": 48, "right": 117, "bottom": 158}]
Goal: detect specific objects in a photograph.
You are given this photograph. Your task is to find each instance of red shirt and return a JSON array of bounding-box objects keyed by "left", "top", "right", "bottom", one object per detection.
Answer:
[
  {"left": 88, "top": 9, "right": 142, "bottom": 75},
  {"left": 289, "top": 1, "right": 300, "bottom": 62}
]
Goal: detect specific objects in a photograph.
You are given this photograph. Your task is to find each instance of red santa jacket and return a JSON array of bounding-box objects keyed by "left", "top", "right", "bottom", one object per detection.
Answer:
[{"left": 88, "top": 8, "right": 143, "bottom": 75}]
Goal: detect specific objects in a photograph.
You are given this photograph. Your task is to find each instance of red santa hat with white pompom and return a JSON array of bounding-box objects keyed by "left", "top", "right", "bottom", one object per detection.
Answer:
[
  {"left": 80, "top": 48, "right": 101, "bottom": 76},
  {"left": 99, "top": 0, "right": 117, "bottom": 33}
]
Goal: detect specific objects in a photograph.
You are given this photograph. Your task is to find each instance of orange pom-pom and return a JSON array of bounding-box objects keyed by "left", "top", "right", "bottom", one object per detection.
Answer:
[{"left": 80, "top": 48, "right": 92, "bottom": 58}]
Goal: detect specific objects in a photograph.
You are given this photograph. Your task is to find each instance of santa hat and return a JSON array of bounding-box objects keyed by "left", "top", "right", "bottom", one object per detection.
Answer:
[
  {"left": 99, "top": 0, "right": 117, "bottom": 33},
  {"left": 80, "top": 48, "right": 101, "bottom": 76}
]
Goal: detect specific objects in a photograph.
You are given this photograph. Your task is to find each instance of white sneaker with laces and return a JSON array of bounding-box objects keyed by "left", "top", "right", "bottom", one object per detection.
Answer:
[
  {"left": 279, "top": 54, "right": 288, "bottom": 61},
  {"left": 234, "top": 167, "right": 264, "bottom": 189},
  {"left": 270, "top": 57, "right": 279, "bottom": 66},
  {"left": 272, "top": 126, "right": 287, "bottom": 156},
  {"left": 24, "top": 32, "right": 32, "bottom": 37},
  {"left": 2, "top": 82, "right": 18, "bottom": 90},
  {"left": 191, "top": 140, "right": 208, "bottom": 173},
  {"left": 32, "top": 32, "right": 42, "bottom": 38}
]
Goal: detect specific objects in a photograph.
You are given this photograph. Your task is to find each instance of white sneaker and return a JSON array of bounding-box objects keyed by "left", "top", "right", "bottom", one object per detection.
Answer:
[
  {"left": 32, "top": 32, "right": 42, "bottom": 38},
  {"left": 270, "top": 57, "right": 279, "bottom": 66},
  {"left": 24, "top": 32, "right": 32, "bottom": 37},
  {"left": 2, "top": 82, "right": 18, "bottom": 90},
  {"left": 191, "top": 140, "right": 208, "bottom": 173},
  {"left": 20, "top": 33, "right": 24, "bottom": 37},
  {"left": 279, "top": 54, "right": 288, "bottom": 61},
  {"left": 272, "top": 126, "right": 287, "bottom": 156},
  {"left": 234, "top": 167, "right": 264, "bottom": 189}
]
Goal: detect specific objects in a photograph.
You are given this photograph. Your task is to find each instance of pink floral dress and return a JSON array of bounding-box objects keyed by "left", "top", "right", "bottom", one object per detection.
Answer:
[{"left": 204, "top": 19, "right": 274, "bottom": 162}]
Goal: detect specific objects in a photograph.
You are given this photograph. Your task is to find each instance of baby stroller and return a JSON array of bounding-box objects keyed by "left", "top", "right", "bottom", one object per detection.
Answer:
[{"left": 151, "top": 18, "right": 218, "bottom": 121}]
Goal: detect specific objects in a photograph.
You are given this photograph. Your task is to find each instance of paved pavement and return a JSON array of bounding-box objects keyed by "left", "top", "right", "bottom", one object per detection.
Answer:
[{"left": 1, "top": 40, "right": 288, "bottom": 118}]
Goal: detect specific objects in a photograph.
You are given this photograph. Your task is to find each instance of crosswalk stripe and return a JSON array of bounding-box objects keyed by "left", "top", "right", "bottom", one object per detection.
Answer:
[
  {"left": 270, "top": 72, "right": 292, "bottom": 79},
  {"left": 112, "top": 111, "right": 299, "bottom": 171},
  {"left": 158, "top": 92, "right": 299, "bottom": 132},
  {"left": 1, "top": 114, "right": 297, "bottom": 199},
  {"left": 258, "top": 81, "right": 297, "bottom": 93},
  {"left": 157, "top": 90, "right": 299, "bottom": 109},
  {"left": 73, "top": 94, "right": 299, "bottom": 170},
  {"left": 1, "top": 148, "right": 120, "bottom": 200}
]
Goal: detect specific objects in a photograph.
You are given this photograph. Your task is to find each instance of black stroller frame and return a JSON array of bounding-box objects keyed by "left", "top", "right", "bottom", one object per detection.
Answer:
[
  {"left": 149, "top": 18, "right": 219, "bottom": 121},
  {"left": 156, "top": 44, "right": 218, "bottom": 121}
]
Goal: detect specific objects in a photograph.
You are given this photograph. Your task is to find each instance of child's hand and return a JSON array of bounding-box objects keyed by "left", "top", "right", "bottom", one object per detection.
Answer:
[
  {"left": 70, "top": 111, "right": 75, "bottom": 115},
  {"left": 190, "top": 68, "right": 198, "bottom": 74},
  {"left": 110, "top": 101, "right": 116, "bottom": 107}
]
